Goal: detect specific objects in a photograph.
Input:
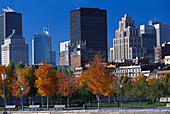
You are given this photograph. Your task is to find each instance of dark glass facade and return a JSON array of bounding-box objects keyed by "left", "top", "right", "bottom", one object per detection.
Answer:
[
  {"left": 70, "top": 8, "right": 108, "bottom": 61},
  {"left": 0, "top": 12, "right": 22, "bottom": 41},
  {"left": 5, "top": 12, "right": 22, "bottom": 38},
  {"left": 0, "top": 11, "right": 23, "bottom": 64}
]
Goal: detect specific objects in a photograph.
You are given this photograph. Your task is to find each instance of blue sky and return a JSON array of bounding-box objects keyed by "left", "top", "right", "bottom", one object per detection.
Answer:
[{"left": 0, "top": 0, "right": 169, "bottom": 65}]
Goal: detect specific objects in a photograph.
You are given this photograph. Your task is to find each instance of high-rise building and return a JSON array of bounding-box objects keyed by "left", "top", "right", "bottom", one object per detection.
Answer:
[
  {"left": 59, "top": 41, "right": 70, "bottom": 66},
  {"left": 1, "top": 30, "right": 28, "bottom": 66},
  {"left": 112, "top": 14, "right": 146, "bottom": 62},
  {"left": 70, "top": 8, "right": 108, "bottom": 69},
  {"left": 139, "top": 20, "right": 170, "bottom": 63},
  {"left": 32, "top": 31, "right": 56, "bottom": 65},
  {"left": 149, "top": 20, "right": 170, "bottom": 46},
  {"left": 139, "top": 25, "right": 155, "bottom": 62},
  {"left": 0, "top": 8, "right": 23, "bottom": 64}
]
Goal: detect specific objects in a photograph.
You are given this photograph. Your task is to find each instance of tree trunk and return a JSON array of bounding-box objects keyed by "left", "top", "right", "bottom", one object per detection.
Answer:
[
  {"left": 140, "top": 99, "right": 142, "bottom": 108},
  {"left": 67, "top": 95, "right": 70, "bottom": 108},
  {"left": 131, "top": 101, "right": 133, "bottom": 107},
  {"left": 32, "top": 96, "right": 34, "bottom": 105},
  {"left": 114, "top": 96, "right": 116, "bottom": 103},
  {"left": 158, "top": 97, "right": 160, "bottom": 106},
  {"left": 117, "top": 92, "right": 119, "bottom": 108},
  {"left": 42, "top": 97, "right": 43, "bottom": 106},
  {"left": 29, "top": 96, "right": 32, "bottom": 105},
  {"left": 89, "top": 101, "right": 92, "bottom": 107},
  {"left": 96, "top": 94, "right": 101, "bottom": 110},
  {"left": 47, "top": 96, "right": 49, "bottom": 110},
  {"left": 5, "top": 98, "right": 7, "bottom": 106},
  {"left": 108, "top": 97, "right": 111, "bottom": 104},
  {"left": 51, "top": 100, "right": 52, "bottom": 105},
  {"left": 20, "top": 96, "right": 23, "bottom": 110}
]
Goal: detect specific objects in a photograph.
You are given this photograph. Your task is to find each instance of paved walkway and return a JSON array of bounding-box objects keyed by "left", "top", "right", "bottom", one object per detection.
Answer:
[{"left": 1, "top": 107, "right": 170, "bottom": 113}]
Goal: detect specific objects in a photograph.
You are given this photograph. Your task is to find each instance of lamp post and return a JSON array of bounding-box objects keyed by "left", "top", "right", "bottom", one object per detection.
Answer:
[
  {"left": 1, "top": 74, "right": 7, "bottom": 114},
  {"left": 120, "top": 84, "right": 123, "bottom": 109},
  {"left": 21, "top": 87, "right": 24, "bottom": 111}
]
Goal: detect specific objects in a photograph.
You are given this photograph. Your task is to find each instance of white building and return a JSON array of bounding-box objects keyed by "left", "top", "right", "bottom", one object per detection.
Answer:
[
  {"left": 115, "top": 65, "right": 152, "bottom": 78},
  {"left": 112, "top": 14, "right": 146, "bottom": 62},
  {"left": 1, "top": 30, "right": 28, "bottom": 66},
  {"left": 59, "top": 40, "right": 70, "bottom": 66},
  {"left": 164, "top": 56, "right": 170, "bottom": 65},
  {"left": 110, "top": 47, "right": 114, "bottom": 62}
]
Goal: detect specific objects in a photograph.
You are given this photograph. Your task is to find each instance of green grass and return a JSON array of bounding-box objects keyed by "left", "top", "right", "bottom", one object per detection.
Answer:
[
  {"left": 85, "top": 102, "right": 167, "bottom": 108},
  {"left": 0, "top": 102, "right": 166, "bottom": 109}
]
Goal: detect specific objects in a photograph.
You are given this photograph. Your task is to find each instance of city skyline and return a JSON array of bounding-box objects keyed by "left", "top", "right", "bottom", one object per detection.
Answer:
[{"left": 0, "top": 0, "right": 169, "bottom": 65}]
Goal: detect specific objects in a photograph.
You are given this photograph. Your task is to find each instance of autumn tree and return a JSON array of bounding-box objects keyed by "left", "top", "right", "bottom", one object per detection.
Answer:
[
  {"left": 79, "top": 54, "right": 116, "bottom": 110},
  {"left": 0, "top": 65, "right": 16, "bottom": 105},
  {"left": 23, "top": 66, "right": 37, "bottom": 105},
  {"left": 35, "top": 62, "right": 58, "bottom": 110},
  {"left": 11, "top": 68, "right": 30, "bottom": 107},
  {"left": 57, "top": 70, "right": 78, "bottom": 108}
]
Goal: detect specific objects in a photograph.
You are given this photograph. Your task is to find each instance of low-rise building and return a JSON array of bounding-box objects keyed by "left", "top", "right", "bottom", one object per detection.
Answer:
[{"left": 154, "top": 41, "right": 170, "bottom": 63}]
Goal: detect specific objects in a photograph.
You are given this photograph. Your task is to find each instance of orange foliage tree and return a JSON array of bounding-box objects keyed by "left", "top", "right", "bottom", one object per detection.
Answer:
[
  {"left": 11, "top": 68, "right": 30, "bottom": 106},
  {"left": 0, "top": 65, "right": 16, "bottom": 105},
  {"left": 148, "top": 77, "right": 159, "bottom": 86},
  {"left": 35, "top": 62, "right": 58, "bottom": 110},
  {"left": 79, "top": 54, "right": 116, "bottom": 109},
  {"left": 57, "top": 70, "right": 78, "bottom": 108}
]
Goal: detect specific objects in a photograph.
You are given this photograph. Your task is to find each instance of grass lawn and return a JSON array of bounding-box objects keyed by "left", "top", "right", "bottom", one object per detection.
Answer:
[
  {"left": 0, "top": 102, "right": 166, "bottom": 109},
  {"left": 85, "top": 102, "right": 167, "bottom": 108}
]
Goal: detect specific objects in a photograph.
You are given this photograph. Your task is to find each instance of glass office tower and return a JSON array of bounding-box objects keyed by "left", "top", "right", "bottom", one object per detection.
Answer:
[{"left": 32, "top": 32, "right": 56, "bottom": 65}]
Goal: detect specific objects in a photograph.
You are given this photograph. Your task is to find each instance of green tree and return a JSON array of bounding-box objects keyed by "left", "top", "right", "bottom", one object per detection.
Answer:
[
  {"left": 79, "top": 84, "right": 95, "bottom": 106},
  {"left": 23, "top": 66, "right": 38, "bottom": 105},
  {"left": 124, "top": 79, "right": 134, "bottom": 107},
  {"left": 16, "top": 62, "right": 24, "bottom": 69},
  {"left": 147, "top": 81, "right": 164, "bottom": 106},
  {"left": 8, "top": 61, "right": 15, "bottom": 70},
  {"left": 131, "top": 74, "right": 148, "bottom": 107},
  {"left": 162, "top": 73, "right": 170, "bottom": 97}
]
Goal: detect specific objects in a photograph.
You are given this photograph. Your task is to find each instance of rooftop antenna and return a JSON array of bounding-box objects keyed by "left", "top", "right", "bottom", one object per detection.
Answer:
[
  {"left": 48, "top": 24, "right": 49, "bottom": 34},
  {"left": 43, "top": 27, "right": 49, "bottom": 35},
  {"left": 154, "top": 16, "right": 156, "bottom": 21}
]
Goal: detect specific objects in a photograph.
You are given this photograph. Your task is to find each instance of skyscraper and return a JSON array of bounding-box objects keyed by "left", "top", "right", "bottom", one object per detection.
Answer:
[
  {"left": 112, "top": 14, "right": 145, "bottom": 62},
  {"left": 0, "top": 9, "right": 22, "bottom": 42},
  {"left": 32, "top": 31, "right": 56, "bottom": 66},
  {"left": 1, "top": 30, "right": 28, "bottom": 66},
  {"left": 149, "top": 20, "right": 170, "bottom": 46},
  {"left": 70, "top": 8, "right": 108, "bottom": 69},
  {"left": 0, "top": 7, "right": 22, "bottom": 64}
]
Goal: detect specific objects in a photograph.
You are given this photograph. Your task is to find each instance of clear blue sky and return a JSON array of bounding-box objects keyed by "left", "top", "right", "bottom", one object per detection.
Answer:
[{"left": 0, "top": 0, "right": 169, "bottom": 65}]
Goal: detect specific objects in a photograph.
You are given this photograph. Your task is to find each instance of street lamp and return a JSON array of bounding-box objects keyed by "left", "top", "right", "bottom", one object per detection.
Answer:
[
  {"left": 1, "top": 74, "right": 7, "bottom": 114},
  {"left": 21, "top": 87, "right": 24, "bottom": 111},
  {"left": 120, "top": 84, "right": 123, "bottom": 109}
]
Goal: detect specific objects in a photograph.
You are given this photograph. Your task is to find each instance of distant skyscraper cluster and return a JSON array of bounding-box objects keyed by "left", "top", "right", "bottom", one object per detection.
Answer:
[
  {"left": 0, "top": 6, "right": 170, "bottom": 69},
  {"left": 0, "top": 7, "right": 56, "bottom": 66},
  {"left": 110, "top": 14, "right": 170, "bottom": 64}
]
